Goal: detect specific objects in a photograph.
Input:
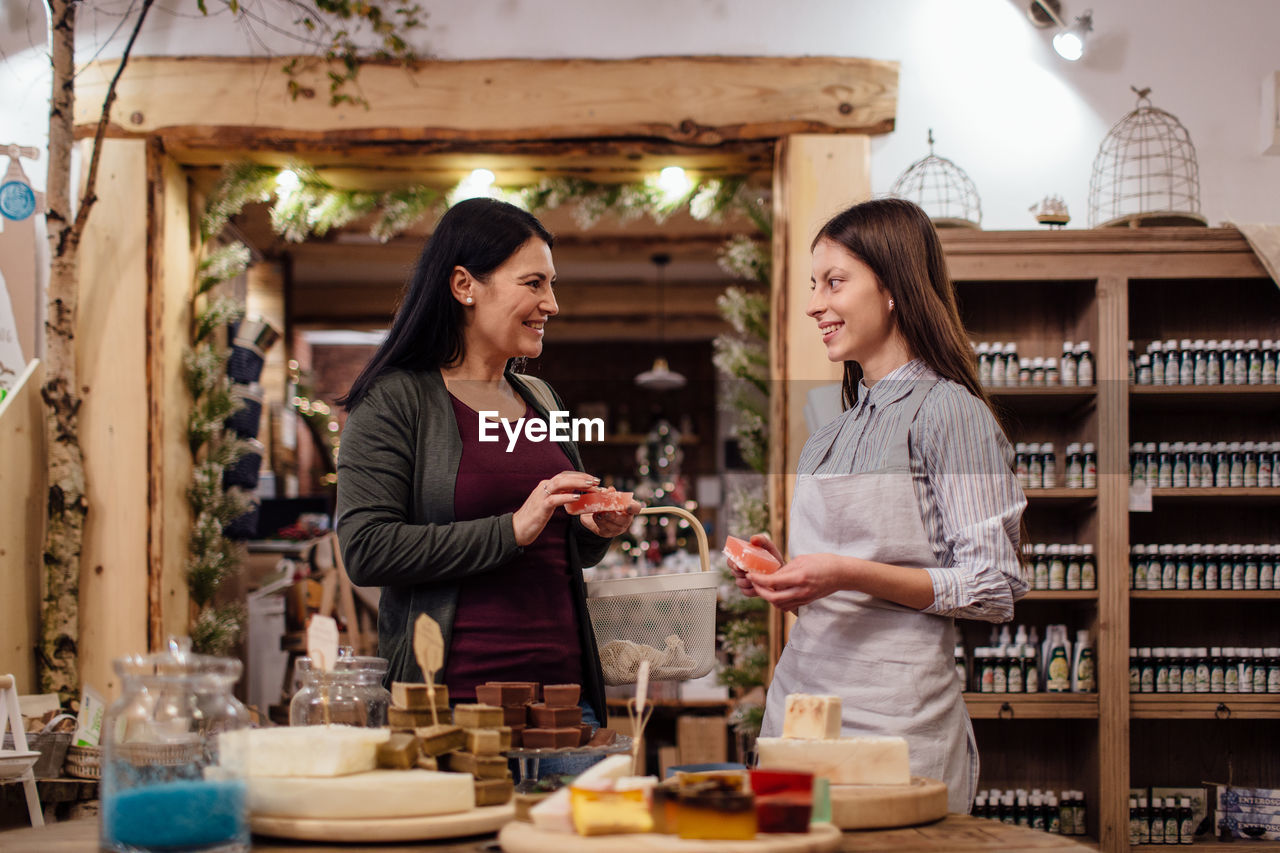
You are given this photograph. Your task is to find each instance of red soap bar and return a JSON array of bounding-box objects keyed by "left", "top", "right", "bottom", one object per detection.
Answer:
[
  {"left": 542, "top": 684, "right": 581, "bottom": 706},
  {"left": 521, "top": 727, "right": 580, "bottom": 749},
  {"left": 528, "top": 703, "right": 582, "bottom": 728},
  {"left": 565, "top": 487, "right": 634, "bottom": 515},
  {"left": 755, "top": 792, "right": 813, "bottom": 833},
  {"left": 723, "top": 535, "right": 782, "bottom": 574},
  {"left": 476, "top": 682, "right": 538, "bottom": 705},
  {"left": 750, "top": 768, "right": 814, "bottom": 796}
]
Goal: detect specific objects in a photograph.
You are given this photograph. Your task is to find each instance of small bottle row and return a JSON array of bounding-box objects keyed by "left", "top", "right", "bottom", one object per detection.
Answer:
[
  {"left": 1015, "top": 442, "right": 1096, "bottom": 490},
  {"left": 958, "top": 625, "right": 1095, "bottom": 694},
  {"left": 1128, "top": 646, "right": 1280, "bottom": 694},
  {"left": 1129, "top": 543, "right": 1279, "bottom": 591},
  {"left": 1130, "top": 338, "right": 1279, "bottom": 386},
  {"left": 1023, "top": 543, "right": 1097, "bottom": 591},
  {"left": 974, "top": 341, "right": 1096, "bottom": 387},
  {"left": 972, "top": 788, "right": 1088, "bottom": 836},
  {"left": 1129, "top": 796, "right": 1196, "bottom": 846},
  {"left": 1129, "top": 440, "right": 1280, "bottom": 489}
]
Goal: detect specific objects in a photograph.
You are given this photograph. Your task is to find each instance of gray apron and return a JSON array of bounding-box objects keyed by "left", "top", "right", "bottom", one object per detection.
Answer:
[{"left": 761, "top": 381, "right": 978, "bottom": 813}]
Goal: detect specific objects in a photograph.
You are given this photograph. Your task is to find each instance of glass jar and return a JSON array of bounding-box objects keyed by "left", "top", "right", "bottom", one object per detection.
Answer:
[
  {"left": 101, "top": 639, "right": 250, "bottom": 853},
  {"left": 289, "top": 655, "right": 391, "bottom": 727}
]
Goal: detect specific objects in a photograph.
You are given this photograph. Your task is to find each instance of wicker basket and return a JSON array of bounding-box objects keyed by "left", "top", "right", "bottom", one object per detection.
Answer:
[
  {"left": 64, "top": 744, "right": 102, "bottom": 779},
  {"left": 3, "top": 731, "right": 73, "bottom": 778}
]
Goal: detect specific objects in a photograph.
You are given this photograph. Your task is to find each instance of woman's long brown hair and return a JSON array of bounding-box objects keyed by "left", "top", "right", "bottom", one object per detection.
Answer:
[{"left": 814, "top": 197, "right": 1028, "bottom": 566}]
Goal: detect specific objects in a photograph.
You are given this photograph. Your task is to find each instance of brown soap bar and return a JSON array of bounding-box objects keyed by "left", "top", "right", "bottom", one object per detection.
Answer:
[
  {"left": 521, "top": 727, "right": 581, "bottom": 749},
  {"left": 587, "top": 727, "right": 617, "bottom": 748},
  {"left": 416, "top": 754, "right": 438, "bottom": 771},
  {"left": 464, "top": 728, "right": 502, "bottom": 755},
  {"left": 507, "top": 724, "right": 526, "bottom": 748},
  {"left": 413, "top": 724, "right": 466, "bottom": 756},
  {"left": 475, "top": 777, "right": 515, "bottom": 807},
  {"left": 541, "top": 684, "right": 581, "bottom": 706},
  {"left": 528, "top": 703, "right": 582, "bottom": 728},
  {"left": 502, "top": 704, "right": 530, "bottom": 727},
  {"left": 495, "top": 726, "right": 513, "bottom": 751},
  {"left": 577, "top": 723, "right": 593, "bottom": 747},
  {"left": 376, "top": 732, "right": 420, "bottom": 769},
  {"left": 453, "top": 703, "right": 504, "bottom": 729},
  {"left": 476, "top": 682, "right": 537, "bottom": 706},
  {"left": 389, "top": 706, "right": 452, "bottom": 729},
  {"left": 446, "top": 750, "right": 510, "bottom": 779},
  {"left": 391, "top": 681, "right": 449, "bottom": 710}
]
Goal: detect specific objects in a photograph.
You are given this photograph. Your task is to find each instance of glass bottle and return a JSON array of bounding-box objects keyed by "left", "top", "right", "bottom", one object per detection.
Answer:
[
  {"left": 977, "top": 342, "right": 992, "bottom": 385},
  {"left": 1233, "top": 338, "right": 1249, "bottom": 385},
  {"left": 990, "top": 342, "right": 1006, "bottom": 386},
  {"left": 1150, "top": 341, "right": 1165, "bottom": 385},
  {"left": 1137, "top": 354, "right": 1153, "bottom": 385},
  {"left": 1181, "top": 648, "right": 1197, "bottom": 694},
  {"left": 1172, "top": 441, "right": 1188, "bottom": 488},
  {"left": 290, "top": 655, "right": 392, "bottom": 727},
  {"left": 1190, "top": 545, "right": 1206, "bottom": 590},
  {"left": 1263, "top": 339, "right": 1277, "bottom": 384},
  {"left": 1032, "top": 356, "right": 1046, "bottom": 386},
  {"left": 1248, "top": 339, "right": 1263, "bottom": 384},
  {"left": 1193, "top": 339, "right": 1208, "bottom": 385},
  {"left": 1129, "top": 647, "right": 1140, "bottom": 693},
  {"left": 1128, "top": 340, "right": 1136, "bottom": 385},
  {"left": 1178, "top": 338, "right": 1195, "bottom": 385},
  {"left": 1163, "top": 797, "right": 1179, "bottom": 846},
  {"left": 1076, "top": 341, "right": 1095, "bottom": 385},
  {"left": 1015, "top": 442, "right": 1030, "bottom": 489},
  {"left": 1042, "top": 442, "right": 1057, "bottom": 488},
  {"left": 101, "top": 639, "right": 251, "bottom": 853},
  {"left": 1082, "top": 442, "right": 1097, "bottom": 489},
  {"left": 1196, "top": 647, "right": 1211, "bottom": 693},
  {"left": 1178, "top": 797, "right": 1194, "bottom": 845},
  {"left": 1065, "top": 443, "right": 1083, "bottom": 489},
  {"left": 1137, "top": 797, "right": 1152, "bottom": 844},
  {"left": 1157, "top": 442, "right": 1173, "bottom": 488},
  {"left": 1206, "top": 339, "right": 1223, "bottom": 385},
  {"left": 1023, "top": 644, "right": 1040, "bottom": 693},
  {"left": 1061, "top": 340, "right": 1077, "bottom": 386},
  {"left": 1081, "top": 544, "right": 1096, "bottom": 590}
]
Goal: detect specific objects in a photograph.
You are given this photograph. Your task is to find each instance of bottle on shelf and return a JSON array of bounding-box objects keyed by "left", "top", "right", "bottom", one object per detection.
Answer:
[
  {"left": 1151, "top": 340, "right": 1165, "bottom": 385},
  {"left": 1075, "top": 342, "right": 1094, "bottom": 385},
  {"left": 1061, "top": 340, "right": 1077, "bottom": 386},
  {"left": 1082, "top": 443, "right": 1097, "bottom": 489},
  {"left": 1041, "top": 443, "right": 1057, "bottom": 488}
]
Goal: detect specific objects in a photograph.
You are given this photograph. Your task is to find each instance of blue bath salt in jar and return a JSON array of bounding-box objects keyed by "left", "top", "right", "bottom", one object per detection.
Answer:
[{"left": 100, "top": 637, "right": 251, "bottom": 853}]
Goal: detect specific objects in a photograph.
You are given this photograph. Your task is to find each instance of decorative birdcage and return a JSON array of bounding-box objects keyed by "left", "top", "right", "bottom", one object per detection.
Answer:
[
  {"left": 890, "top": 130, "right": 982, "bottom": 229},
  {"left": 1088, "top": 87, "right": 1206, "bottom": 228}
]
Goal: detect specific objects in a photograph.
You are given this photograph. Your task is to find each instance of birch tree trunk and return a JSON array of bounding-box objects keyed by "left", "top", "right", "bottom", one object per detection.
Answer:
[{"left": 40, "top": 0, "right": 84, "bottom": 703}]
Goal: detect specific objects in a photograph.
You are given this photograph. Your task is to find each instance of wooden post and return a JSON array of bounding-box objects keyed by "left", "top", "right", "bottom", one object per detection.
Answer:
[
  {"left": 76, "top": 138, "right": 151, "bottom": 697},
  {"left": 1095, "top": 273, "right": 1129, "bottom": 853},
  {"left": 247, "top": 261, "right": 287, "bottom": 477},
  {"left": 767, "top": 134, "right": 871, "bottom": 669}
]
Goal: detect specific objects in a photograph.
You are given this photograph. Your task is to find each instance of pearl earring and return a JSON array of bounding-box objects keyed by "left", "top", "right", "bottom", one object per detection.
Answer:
[
  {"left": 888, "top": 299, "right": 895, "bottom": 310},
  {"left": 465, "top": 296, "right": 473, "bottom": 304}
]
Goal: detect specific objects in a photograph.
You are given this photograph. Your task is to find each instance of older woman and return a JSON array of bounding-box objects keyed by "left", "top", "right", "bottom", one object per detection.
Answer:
[{"left": 336, "top": 198, "right": 640, "bottom": 728}]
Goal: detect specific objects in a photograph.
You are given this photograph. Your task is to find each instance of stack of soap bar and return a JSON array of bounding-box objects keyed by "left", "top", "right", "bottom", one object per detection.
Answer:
[
  {"left": 475, "top": 682, "right": 538, "bottom": 746},
  {"left": 755, "top": 735, "right": 910, "bottom": 785},
  {"left": 524, "top": 686, "right": 586, "bottom": 748},
  {"left": 413, "top": 724, "right": 466, "bottom": 757},
  {"left": 389, "top": 682, "right": 451, "bottom": 728},
  {"left": 441, "top": 703, "right": 514, "bottom": 806},
  {"left": 246, "top": 769, "right": 474, "bottom": 819},
  {"left": 675, "top": 778, "right": 756, "bottom": 840},
  {"left": 781, "top": 693, "right": 842, "bottom": 739},
  {"left": 218, "top": 726, "right": 389, "bottom": 777},
  {"left": 750, "top": 768, "right": 814, "bottom": 833},
  {"left": 376, "top": 732, "right": 420, "bottom": 769}
]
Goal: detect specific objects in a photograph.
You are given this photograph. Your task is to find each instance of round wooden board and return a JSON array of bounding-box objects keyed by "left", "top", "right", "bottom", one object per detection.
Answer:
[
  {"left": 250, "top": 802, "right": 515, "bottom": 842},
  {"left": 830, "top": 777, "right": 947, "bottom": 830},
  {"left": 499, "top": 821, "right": 841, "bottom": 852}
]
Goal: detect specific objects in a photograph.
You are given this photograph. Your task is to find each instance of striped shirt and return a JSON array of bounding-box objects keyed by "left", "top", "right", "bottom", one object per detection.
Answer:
[{"left": 799, "top": 359, "right": 1028, "bottom": 622}]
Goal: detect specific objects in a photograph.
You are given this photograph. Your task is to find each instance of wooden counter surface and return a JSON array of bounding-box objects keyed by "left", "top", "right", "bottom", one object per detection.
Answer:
[{"left": 0, "top": 815, "right": 1097, "bottom": 852}]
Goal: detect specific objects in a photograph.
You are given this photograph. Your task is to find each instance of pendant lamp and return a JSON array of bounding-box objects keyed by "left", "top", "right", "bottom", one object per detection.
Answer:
[{"left": 635, "top": 253, "right": 686, "bottom": 391}]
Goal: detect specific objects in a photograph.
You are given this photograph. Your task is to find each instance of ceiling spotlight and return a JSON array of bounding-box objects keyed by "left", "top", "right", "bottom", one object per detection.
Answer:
[
  {"left": 656, "top": 166, "right": 692, "bottom": 203},
  {"left": 1052, "top": 12, "right": 1092, "bottom": 61},
  {"left": 451, "top": 168, "right": 498, "bottom": 203},
  {"left": 275, "top": 169, "right": 300, "bottom": 193}
]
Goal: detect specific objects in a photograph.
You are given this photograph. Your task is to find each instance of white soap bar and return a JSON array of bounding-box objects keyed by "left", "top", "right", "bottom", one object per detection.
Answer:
[
  {"left": 756, "top": 735, "right": 911, "bottom": 785},
  {"left": 219, "top": 725, "right": 390, "bottom": 777},
  {"left": 530, "top": 754, "right": 635, "bottom": 833},
  {"left": 781, "top": 693, "right": 842, "bottom": 739},
  {"left": 247, "top": 769, "right": 474, "bottom": 819}
]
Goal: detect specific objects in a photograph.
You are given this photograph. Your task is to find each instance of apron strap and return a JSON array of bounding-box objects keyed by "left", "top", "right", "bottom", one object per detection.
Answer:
[{"left": 886, "top": 380, "right": 937, "bottom": 467}]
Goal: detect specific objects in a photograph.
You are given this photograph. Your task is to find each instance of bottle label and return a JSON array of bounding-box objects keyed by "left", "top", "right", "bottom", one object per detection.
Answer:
[
  {"left": 1180, "top": 816, "right": 1194, "bottom": 844},
  {"left": 1048, "top": 653, "right": 1070, "bottom": 691}
]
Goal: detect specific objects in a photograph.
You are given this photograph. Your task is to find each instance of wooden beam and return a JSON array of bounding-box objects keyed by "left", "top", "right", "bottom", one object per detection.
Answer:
[
  {"left": 0, "top": 360, "right": 46, "bottom": 691},
  {"left": 75, "top": 56, "right": 898, "bottom": 144}
]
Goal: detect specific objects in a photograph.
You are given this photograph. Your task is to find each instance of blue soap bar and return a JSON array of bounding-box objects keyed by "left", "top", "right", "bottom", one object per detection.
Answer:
[{"left": 104, "top": 779, "right": 246, "bottom": 849}]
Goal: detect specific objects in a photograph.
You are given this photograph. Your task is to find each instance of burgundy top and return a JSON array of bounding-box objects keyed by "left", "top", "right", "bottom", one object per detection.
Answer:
[{"left": 443, "top": 395, "right": 584, "bottom": 699}]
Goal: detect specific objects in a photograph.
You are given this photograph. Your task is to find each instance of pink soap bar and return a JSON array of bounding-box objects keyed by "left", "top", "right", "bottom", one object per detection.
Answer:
[
  {"left": 565, "top": 488, "right": 634, "bottom": 515},
  {"left": 724, "top": 535, "right": 782, "bottom": 574}
]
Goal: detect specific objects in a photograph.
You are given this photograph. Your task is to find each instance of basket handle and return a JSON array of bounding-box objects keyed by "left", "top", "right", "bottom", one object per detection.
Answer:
[{"left": 638, "top": 506, "right": 710, "bottom": 573}]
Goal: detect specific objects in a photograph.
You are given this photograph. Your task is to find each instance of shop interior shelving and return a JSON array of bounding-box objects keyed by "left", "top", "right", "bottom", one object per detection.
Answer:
[{"left": 939, "top": 227, "right": 1278, "bottom": 853}]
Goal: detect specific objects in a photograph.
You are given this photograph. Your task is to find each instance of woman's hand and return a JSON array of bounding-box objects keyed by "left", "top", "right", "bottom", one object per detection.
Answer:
[
  {"left": 579, "top": 498, "right": 643, "bottom": 539},
  {"left": 749, "top": 552, "right": 856, "bottom": 613},
  {"left": 726, "top": 533, "right": 783, "bottom": 598},
  {"left": 512, "top": 471, "right": 599, "bottom": 546}
]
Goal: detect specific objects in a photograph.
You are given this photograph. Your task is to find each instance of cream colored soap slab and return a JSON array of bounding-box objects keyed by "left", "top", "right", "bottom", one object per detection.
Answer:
[
  {"left": 219, "top": 725, "right": 390, "bottom": 777},
  {"left": 781, "top": 693, "right": 842, "bottom": 739},
  {"left": 756, "top": 735, "right": 910, "bottom": 785},
  {"left": 247, "top": 768, "right": 474, "bottom": 819}
]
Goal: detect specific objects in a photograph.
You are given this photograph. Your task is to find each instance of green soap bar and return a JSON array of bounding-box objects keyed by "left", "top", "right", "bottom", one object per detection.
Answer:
[{"left": 810, "top": 777, "right": 832, "bottom": 824}]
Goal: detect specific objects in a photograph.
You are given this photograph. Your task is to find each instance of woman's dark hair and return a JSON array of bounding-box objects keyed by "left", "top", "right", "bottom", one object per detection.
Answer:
[
  {"left": 812, "top": 197, "right": 991, "bottom": 413},
  {"left": 339, "top": 198, "right": 553, "bottom": 411}
]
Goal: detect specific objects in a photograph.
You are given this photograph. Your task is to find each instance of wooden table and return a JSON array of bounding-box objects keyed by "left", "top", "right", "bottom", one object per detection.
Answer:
[{"left": 0, "top": 815, "right": 1097, "bottom": 852}]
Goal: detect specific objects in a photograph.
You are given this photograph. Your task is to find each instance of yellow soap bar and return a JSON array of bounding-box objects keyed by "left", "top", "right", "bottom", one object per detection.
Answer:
[
  {"left": 676, "top": 792, "right": 757, "bottom": 840},
  {"left": 570, "top": 785, "right": 654, "bottom": 836}
]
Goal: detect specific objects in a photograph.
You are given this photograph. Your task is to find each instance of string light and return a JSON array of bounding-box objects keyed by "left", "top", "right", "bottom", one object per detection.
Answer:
[
  {"left": 451, "top": 168, "right": 498, "bottom": 203},
  {"left": 657, "top": 166, "right": 691, "bottom": 203},
  {"left": 275, "top": 169, "right": 300, "bottom": 194}
]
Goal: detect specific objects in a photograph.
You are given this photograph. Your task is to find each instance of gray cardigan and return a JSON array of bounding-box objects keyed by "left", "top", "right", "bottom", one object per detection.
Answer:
[{"left": 335, "top": 368, "right": 611, "bottom": 720}]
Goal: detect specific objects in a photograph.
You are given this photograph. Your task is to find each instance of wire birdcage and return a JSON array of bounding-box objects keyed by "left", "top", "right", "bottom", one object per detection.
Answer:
[
  {"left": 1088, "top": 87, "right": 1206, "bottom": 228},
  {"left": 890, "top": 130, "right": 982, "bottom": 229}
]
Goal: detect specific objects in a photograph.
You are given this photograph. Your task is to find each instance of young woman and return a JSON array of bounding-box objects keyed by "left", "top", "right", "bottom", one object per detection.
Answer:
[
  {"left": 729, "top": 198, "right": 1027, "bottom": 812},
  {"left": 336, "top": 198, "right": 640, "bottom": 727}
]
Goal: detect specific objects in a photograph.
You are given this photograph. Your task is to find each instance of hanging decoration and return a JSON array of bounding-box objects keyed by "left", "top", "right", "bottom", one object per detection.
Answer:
[
  {"left": 1088, "top": 86, "right": 1206, "bottom": 228},
  {"left": 890, "top": 129, "right": 983, "bottom": 229},
  {"left": 0, "top": 144, "right": 46, "bottom": 380}
]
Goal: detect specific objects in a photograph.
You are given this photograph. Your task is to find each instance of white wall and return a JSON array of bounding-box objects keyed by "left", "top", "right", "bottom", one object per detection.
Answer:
[{"left": 2, "top": 0, "right": 1278, "bottom": 230}]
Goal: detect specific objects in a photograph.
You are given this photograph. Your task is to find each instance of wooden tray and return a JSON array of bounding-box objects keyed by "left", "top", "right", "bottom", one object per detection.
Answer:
[
  {"left": 499, "top": 821, "right": 841, "bottom": 852},
  {"left": 829, "top": 777, "right": 947, "bottom": 830},
  {"left": 250, "top": 802, "right": 515, "bottom": 842}
]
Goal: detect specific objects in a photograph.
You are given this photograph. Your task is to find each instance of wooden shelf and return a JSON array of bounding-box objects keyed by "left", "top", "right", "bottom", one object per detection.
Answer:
[
  {"left": 1145, "top": 488, "right": 1280, "bottom": 504},
  {"left": 1131, "top": 590, "right": 1280, "bottom": 600},
  {"left": 965, "top": 693, "right": 1099, "bottom": 719},
  {"left": 1130, "top": 383, "right": 1280, "bottom": 412},
  {"left": 988, "top": 386, "right": 1097, "bottom": 414},
  {"left": 1024, "top": 590, "right": 1099, "bottom": 600},
  {"left": 1027, "top": 488, "right": 1098, "bottom": 503},
  {"left": 1130, "top": 694, "right": 1280, "bottom": 719}
]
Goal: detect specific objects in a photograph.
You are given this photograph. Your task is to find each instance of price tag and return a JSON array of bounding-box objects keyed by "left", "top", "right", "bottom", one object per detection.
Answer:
[{"left": 307, "top": 614, "right": 340, "bottom": 671}]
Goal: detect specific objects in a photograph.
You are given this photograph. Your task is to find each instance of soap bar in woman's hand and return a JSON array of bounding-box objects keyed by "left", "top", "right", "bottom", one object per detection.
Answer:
[
  {"left": 723, "top": 536, "right": 782, "bottom": 574},
  {"left": 565, "top": 487, "right": 634, "bottom": 515}
]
